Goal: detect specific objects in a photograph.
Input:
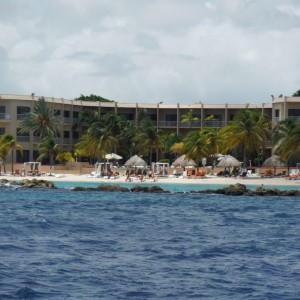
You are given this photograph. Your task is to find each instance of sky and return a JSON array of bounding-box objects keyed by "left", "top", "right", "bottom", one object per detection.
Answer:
[{"left": 1, "top": 0, "right": 300, "bottom": 104}]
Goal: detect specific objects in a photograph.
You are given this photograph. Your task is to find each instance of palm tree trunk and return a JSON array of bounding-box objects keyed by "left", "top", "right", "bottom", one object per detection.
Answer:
[{"left": 11, "top": 151, "right": 14, "bottom": 174}]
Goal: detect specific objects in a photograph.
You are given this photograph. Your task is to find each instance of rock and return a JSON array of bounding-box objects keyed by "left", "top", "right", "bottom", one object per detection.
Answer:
[
  {"left": 73, "top": 184, "right": 129, "bottom": 192},
  {"left": 18, "top": 178, "right": 56, "bottom": 189},
  {"left": 130, "top": 185, "right": 169, "bottom": 193}
]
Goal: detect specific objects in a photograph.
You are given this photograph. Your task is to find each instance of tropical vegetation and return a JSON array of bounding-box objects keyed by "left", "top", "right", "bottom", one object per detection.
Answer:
[
  {"left": 0, "top": 134, "right": 23, "bottom": 174},
  {"left": 19, "top": 97, "right": 61, "bottom": 138}
]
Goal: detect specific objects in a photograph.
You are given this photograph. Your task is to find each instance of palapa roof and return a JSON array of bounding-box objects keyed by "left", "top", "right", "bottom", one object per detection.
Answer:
[
  {"left": 172, "top": 154, "right": 196, "bottom": 167},
  {"left": 124, "top": 155, "right": 148, "bottom": 167}
]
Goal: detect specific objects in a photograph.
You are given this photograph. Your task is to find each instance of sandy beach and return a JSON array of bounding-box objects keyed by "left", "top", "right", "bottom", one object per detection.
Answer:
[{"left": 1, "top": 172, "right": 300, "bottom": 188}]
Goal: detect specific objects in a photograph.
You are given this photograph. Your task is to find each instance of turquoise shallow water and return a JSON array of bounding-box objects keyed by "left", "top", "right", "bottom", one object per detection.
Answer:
[
  {"left": 53, "top": 180, "right": 300, "bottom": 193},
  {"left": 1, "top": 188, "right": 300, "bottom": 299}
]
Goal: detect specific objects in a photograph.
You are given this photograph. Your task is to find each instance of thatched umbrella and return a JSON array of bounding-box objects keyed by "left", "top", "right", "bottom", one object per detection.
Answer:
[
  {"left": 217, "top": 155, "right": 241, "bottom": 168},
  {"left": 171, "top": 154, "right": 196, "bottom": 168},
  {"left": 217, "top": 155, "right": 241, "bottom": 174},
  {"left": 262, "top": 155, "right": 284, "bottom": 168},
  {"left": 105, "top": 153, "right": 123, "bottom": 160},
  {"left": 263, "top": 155, "right": 285, "bottom": 175},
  {"left": 124, "top": 155, "right": 148, "bottom": 168}
]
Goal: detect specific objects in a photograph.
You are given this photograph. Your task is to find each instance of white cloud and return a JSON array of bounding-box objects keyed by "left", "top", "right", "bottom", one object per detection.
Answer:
[{"left": 1, "top": 0, "right": 300, "bottom": 103}]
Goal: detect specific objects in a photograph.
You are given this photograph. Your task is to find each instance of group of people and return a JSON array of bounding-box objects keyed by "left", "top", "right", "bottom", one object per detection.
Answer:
[{"left": 125, "top": 169, "right": 158, "bottom": 182}]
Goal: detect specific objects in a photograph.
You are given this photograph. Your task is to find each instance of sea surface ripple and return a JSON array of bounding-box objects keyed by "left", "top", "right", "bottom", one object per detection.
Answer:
[{"left": 1, "top": 188, "right": 300, "bottom": 299}]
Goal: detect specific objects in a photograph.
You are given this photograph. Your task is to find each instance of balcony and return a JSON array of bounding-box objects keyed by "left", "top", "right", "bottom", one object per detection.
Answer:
[
  {"left": 158, "top": 121, "right": 177, "bottom": 128},
  {"left": 63, "top": 138, "right": 71, "bottom": 144},
  {"left": 17, "top": 114, "right": 28, "bottom": 120},
  {"left": 0, "top": 113, "right": 11, "bottom": 121},
  {"left": 17, "top": 136, "right": 30, "bottom": 142},
  {"left": 179, "top": 122, "right": 201, "bottom": 128},
  {"left": 202, "top": 121, "right": 226, "bottom": 128},
  {"left": 33, "top": 136, "right": 41, "bottom": 144},
  {"left": 63, "top": 117, "right": 73, "bottom": 124}
]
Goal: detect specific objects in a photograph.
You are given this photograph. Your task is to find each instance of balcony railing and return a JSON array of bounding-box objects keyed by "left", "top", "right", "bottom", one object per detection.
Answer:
[
  {"left": 0, "top": 113, "right": 11, "bottom": 120},
  {"left": 202, "top": 121, "right": 226, "bottom": 128},
  {"left": 17, "top": 114, "right": 28, "bottom": 120},
  {"left": 179, "top": 122, "right": 201, "bottom": 128},
  {"left": 158, "top": 121, "right": 177, "bottom": 127},
  {"left": 63, "top": 138, "right": 71, "bottom": 144},
  {"left": 17, "top": 136, "right": 30, "bottom": 142},
  {"left": 63, "top": 117, "right": 73, "bottom": 124},
  {"left": 33, "top": 136, "right": 41, "bottom": 144},
  {"left": 157, "top": 120, "right": 227, "bottom": 128}
]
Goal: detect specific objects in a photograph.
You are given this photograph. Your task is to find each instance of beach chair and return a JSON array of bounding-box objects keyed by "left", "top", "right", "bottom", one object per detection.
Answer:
[{"left": 261, "top": 169, "right": 273, "bottom": 178}]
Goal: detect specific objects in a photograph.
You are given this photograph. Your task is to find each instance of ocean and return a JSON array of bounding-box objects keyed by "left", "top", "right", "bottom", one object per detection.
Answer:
[{"left": 1, "top": 186, "right": 300, "bottom": 299}]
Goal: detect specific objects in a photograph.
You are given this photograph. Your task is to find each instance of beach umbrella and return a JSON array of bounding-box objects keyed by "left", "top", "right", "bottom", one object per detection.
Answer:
[
  {"left": 262, "top": 155, "right": 285, "bottom": 168},
  {"left": 217, "top": 155, "right": 241, "bottom": 168},
  {"left": 171, "top": 154, "right": 196, "bottom": 168},
  {"left": 105, "top": 153, "right": 123, "bottom": 160},
  {"left": 262, "top": 155, "right": 285, "bottom": 175},
  {"left": 124, "top": 155, "right": 148, "bottom": 168}
]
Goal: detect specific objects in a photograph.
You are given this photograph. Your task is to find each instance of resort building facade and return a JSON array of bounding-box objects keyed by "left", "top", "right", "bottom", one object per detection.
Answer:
[{"left": 0, "top": 93, "right": 299, "bottom": 163}]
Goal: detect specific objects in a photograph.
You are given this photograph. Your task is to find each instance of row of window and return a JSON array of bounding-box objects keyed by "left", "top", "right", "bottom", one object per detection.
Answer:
[{"left": 0, "top": 105, "right": 275, "bottom": 122}]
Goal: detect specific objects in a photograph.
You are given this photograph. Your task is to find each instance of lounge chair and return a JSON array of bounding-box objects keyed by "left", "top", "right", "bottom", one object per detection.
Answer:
[
  {"left": 194, "top": 170, "right": 206, "bottom": 179},
  {"left": 261, "top": 169, "right": 274, "bottom": 178}
]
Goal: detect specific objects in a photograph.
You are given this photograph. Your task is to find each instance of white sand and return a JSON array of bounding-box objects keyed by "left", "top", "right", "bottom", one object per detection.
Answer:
[{"left": 1, "top": 173, "right": 300, "bottom": 188}]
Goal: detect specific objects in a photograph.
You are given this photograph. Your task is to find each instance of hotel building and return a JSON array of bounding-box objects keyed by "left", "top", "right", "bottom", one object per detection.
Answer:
[{"left": 0, "top": 93, "right": 299, "bottom": 163}]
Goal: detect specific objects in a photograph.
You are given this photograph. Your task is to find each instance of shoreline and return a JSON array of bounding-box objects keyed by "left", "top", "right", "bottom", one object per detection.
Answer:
[{"left": 1, "top": 173, "right": 300, "bottom": 188}]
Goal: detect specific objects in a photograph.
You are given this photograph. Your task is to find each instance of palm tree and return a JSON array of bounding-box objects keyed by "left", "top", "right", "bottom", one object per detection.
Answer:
[
  {"left": 135, "top": 109, "right": 163, "bottom": 164},
  {"left": 272, "top": 118, "right": 300, "bottom": 165},
  {"left": 170, "top": 142, "right": 185, "bottom": 157},
  {"left": 19, "top": 97, "right": 61, "bottom": 138},
  {"left": 0, "top": 134, "right": 23, "bottom": 174},
  {"left": 181, "top": 109, "right": 200, "bottom": 127},
  {"left": 201, "top": 128, "right": 224, "bottom": 168},
  {"left": 183, "top": 130, "right": 207, "bottom": 166},
  {"left": 86, "top": 112, "right": 123, "bottom": 160},
  {"left": 74, "top": 133, "right": 100, "bottom": 164},
  {"left": 118, "top": 120, "right": 139, "bottom": 158},
  {"left": 36, "top": 136, "right": 59, "bottom": 168},
  {"left": 220, "top": 110, "right": 271, "bottom": 167},
  {"left": 135, "top": 125, "right": 163, "bottom": 165},
  {"left": 73, "top": 109, "right": 99, "bottom": 132}
]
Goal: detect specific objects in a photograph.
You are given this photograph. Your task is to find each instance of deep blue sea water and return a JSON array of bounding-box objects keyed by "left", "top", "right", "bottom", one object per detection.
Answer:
[{"left": 1, "top": 186, "right": 300, "bottom": 299}]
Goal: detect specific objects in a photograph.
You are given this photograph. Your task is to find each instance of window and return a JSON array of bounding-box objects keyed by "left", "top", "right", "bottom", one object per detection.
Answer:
[
  {"left": 17, "top": 128, "right": 29, "bottom": 137},
  {"left": 0, "top": 106, "right": 5, "bottom": 113},
  {"left": 122, "top": 113, "right": 134, "bottom": 120},
  {"left": 64, "top": 131, "right": 70, "bottom": 138},
  {"left": 17, "top": 106, "right": 30, "bottom": 119},
  {"left": 17, "top": 106, "right": 30, "bottom": 114},
  {"left": 54, "top": 109, "right": 61, "bottom": 116},
  {"left": 16, "top": 150, "right": 29, "bottom": 163},
  {"left": 64, "top": 110, "right": 70, "bottom": 118},
  {"left": 149, "top": 114, "right": 157, "bottom": 121},
  {"left": 288, "top": 109, "right": 300, "bottom": 116},
  {"left": 0, "top": 127, "right": 5, "bottom": 136},
  {"left": 16, "top": 128, "right": 30, "bottom": 142},
  {"left": 73, "top": 111, "right": 79, "bottom": 118},
  {"left": 33, "top": 150, "right": 39, "bottom": 161},
  {"left": 275, "top": 109, "right": 280, "bottom": 118},
  {"left": 166, "top": 114, "right": 177, "bottom": 121},
  {"left": 73, "top": 131, "right": 79, "bottom": 139}
]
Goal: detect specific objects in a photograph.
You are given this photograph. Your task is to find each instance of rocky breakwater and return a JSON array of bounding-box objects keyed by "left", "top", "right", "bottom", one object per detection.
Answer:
[
  {"left": 0, "top": 178, "right": 56, "bottom": 189},
  {"left": 198, "top": 183, "right": 300, "bottom": 196},
  {"left": 73, "top": 184, "right": 170, "bottom": 193}
]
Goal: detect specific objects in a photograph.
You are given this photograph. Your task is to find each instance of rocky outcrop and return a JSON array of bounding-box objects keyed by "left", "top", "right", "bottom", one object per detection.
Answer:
[
  {"left": 73, "top": 185, "right": 129, "bottom": 192},
  {"left": 130, "top": 185, "right": 170, "bottom": 193},
  {"left": 72, "top": 184, "right": 170, "bottom": 193},
  {"left": 198, "top": 183, "right": 300, "bottom": 196},
  {"left": 0, "top": 178, "right": 56, "bottom": 189}
]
